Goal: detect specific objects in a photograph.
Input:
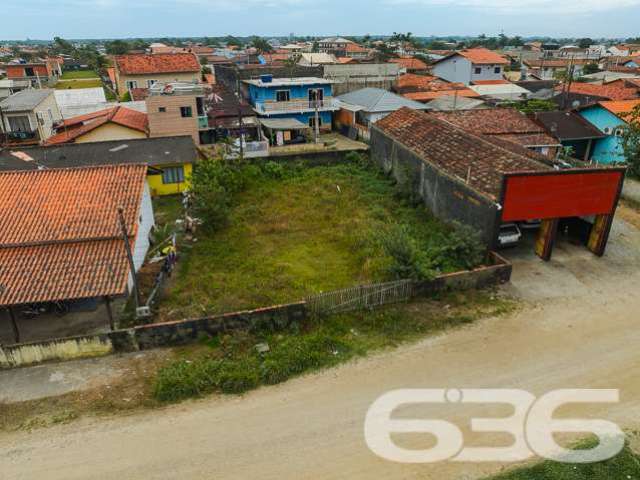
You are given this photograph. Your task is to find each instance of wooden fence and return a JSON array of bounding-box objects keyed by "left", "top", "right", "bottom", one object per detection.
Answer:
[{"left": 306, "top": 279, "right": 414, "bottom": 316}]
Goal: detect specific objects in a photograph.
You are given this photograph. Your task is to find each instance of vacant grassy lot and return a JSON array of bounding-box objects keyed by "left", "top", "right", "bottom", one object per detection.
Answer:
[
  {"left": 60, "top": 70, "right": 98, "bottom": 79},
  {"left": 157, "top": 162, "right": 475, "bottom": 319},
  {"left": 55, "top": 79, "right": 103, "bottom": 89}
]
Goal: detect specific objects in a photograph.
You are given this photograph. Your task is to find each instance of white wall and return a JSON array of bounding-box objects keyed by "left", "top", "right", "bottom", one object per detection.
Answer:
[
  {"left": 128, "top": 182, "right": 155, "bottom": 292},
  {"left": 432, "top": 56, "right": 473, "bottom": 84},
  {"left": 470, "top": 64, "right": 504, "bottom": 83}
]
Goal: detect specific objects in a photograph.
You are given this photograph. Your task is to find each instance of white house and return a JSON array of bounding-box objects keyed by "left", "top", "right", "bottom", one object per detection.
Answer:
[{"left": 431, "top": 47, "right": 509, "bottom": 85}]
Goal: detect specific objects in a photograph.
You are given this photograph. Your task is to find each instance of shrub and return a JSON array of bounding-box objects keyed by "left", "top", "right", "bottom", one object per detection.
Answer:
[
  {"left": 378, "top": 224, "right": 434, "bottom": 281},
  {"left": 428, "top": 223, "right": 485, "bottom": 272},
  {"left": 262, "top": 161, "right": 285, "bottom": 179}
]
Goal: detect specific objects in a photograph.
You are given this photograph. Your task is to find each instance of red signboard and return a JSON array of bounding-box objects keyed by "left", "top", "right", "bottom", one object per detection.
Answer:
[{"left": 501, "top": 170, "right": 624, "bottom": 222}]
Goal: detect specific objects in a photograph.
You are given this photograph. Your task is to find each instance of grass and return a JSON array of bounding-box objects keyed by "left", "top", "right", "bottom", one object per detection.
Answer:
[
  {"left": 60, "top": 70, "right": 98, "bottom": 80},
  {"left": 153, "top": 290, "right": 516, "bottom": 402},
  {"left": 55, "top": 79, "right": 103, "bottom": 89},
  {"left": 484, "top": 438, "right": 640, "bottom": 479},
  {"left": 157, "top": 162, "right": 474, "bottom": 320}
]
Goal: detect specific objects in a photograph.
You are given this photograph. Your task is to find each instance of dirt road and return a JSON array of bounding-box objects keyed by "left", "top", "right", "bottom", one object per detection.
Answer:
[{"left": 2, "top": 217, "right": 640, "bottom": 480}]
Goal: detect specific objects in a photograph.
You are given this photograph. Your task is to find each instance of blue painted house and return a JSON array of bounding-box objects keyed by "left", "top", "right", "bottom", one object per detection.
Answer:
[
  {"left": 578, "top": 100, "right": 640, "bottom": 164},
  {"left": 243, "top": 76, "right": 338, "bottom": 144}
]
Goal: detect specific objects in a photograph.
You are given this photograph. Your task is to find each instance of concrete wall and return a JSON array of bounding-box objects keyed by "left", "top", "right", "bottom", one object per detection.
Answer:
[
  {"left": 214, "top": 65, "right": 324, "bottom": 99},
  {"left": 147, "top": 95, "right": 199, "bottom": 144},
  {"left": 116, "top": 72, "right": 200, "bottom": 97},
  {"left": 432, "top": 57, "right": 473, "bottom": 84},
  {"left": 370, "top": 125, "right": 500, "bottom": 248}
]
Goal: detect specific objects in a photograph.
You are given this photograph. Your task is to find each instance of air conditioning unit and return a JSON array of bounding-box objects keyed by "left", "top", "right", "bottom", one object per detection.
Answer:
[{"left": 136, "top": 306, "right": 152, "bottom": 318}]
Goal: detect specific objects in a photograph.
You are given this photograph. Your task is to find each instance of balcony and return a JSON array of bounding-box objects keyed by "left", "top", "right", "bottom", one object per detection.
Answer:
[
  {"left": 254, "top": 97, "right": 339, "bottom": 115},
  {"left": 0, "top": 130, "right": 40, "bottom": 146}
]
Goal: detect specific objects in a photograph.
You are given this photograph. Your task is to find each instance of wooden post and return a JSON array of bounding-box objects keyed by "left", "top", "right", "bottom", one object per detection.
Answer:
[
  {"left": 7, "top": 307, "right": 19, "bottom": 344},
  {"left": 104, "top": 296, "right": 115, "bottom": 331},
  {"left": 535, "top": 218, "right": 559, "bottom": 261},
  {"left": 587, "top": 214, "right": 614, "bottom": 257}
]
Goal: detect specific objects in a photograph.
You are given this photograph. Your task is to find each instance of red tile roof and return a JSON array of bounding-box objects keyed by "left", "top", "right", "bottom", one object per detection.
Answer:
[
  {"left": 388, "top": 56, "right": 428, "bottom": 70},
  {"left": 430, "top": 109, "right": 560, "bottom": 148},
  {"left": 115, "top": 53, "right": 200, "bottom": 75},
  {"left": 403, "top": 89, "right": 480, "bottom": 101},
  {"left": 598, "top": 99, "right": 640, "bottom": 122},
  {"left": 345, "top": 43, "right": 368, "bottom": 53},
  {"left": 557, "top": 82, "right": 640, "bottom": 101},
  {"left": 374, "top": 108, "right": 549, "bottom": 200},
  {"left": 472, "top": 79, "right": 510, "bottom": 85},
  {"left": 0, "top": 165, "right": 147, "bottom": 306},
  {"left": 439, "top": 47, "right": 508, "bottom": 65},
  {"left": 130, "top": 87, "right": 150, "bottom": 101},
  {"left": 46, "top": 106, "right": 148, "bottom": 145}
]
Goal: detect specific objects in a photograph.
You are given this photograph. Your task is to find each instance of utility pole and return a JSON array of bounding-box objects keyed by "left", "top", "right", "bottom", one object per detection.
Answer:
[
  {"left": 117, "top": 207, "right": 140, "bottom": 310},
  {"left": 238, "top": 108, "right": 244, "bottom": 157}
]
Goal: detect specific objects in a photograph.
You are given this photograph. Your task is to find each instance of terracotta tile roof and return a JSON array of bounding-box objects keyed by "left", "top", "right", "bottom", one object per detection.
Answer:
[
  {"left": 403, "top": 89, "right": 480, "bottom": 101},
  {"left": 0, "top": 165, "right": 147, "bottom": 306},
  {"left": 388, "top": 56, "right": 428, "bottom": 70},
  {"left": 453, "top": 48, "right": 509, "bottom": 65},
  {"left": 472, "top": 79, "right": 510, "bottom": 85},
  {"left": 374, "top": 108, "right": 550, "bottom": 200},
  {"left": 345, "top": 43, "right": 368, "bottom": 53},
  {"left": 45, "top": 106, "right": 148, "bottom": 145},
  {"left": 395, "top": 73, "right": 462, "bottom": 92},
  {"left": 115, "top": 53, "right": 200, "bottom": 75},
  {"left": 557, "top": 82, "right": 640, "bottom": 101},
  {"left": 524, "top": 58, "right": 592, "bottom": 68},
  {"left": 106, "top": 67, "right": 116, "bottom": 85},
  {"left": 430, "top": 109, "right": 560, "bottom": 148},
  {"left": 598, "top": 99, "right": 640, "bottom": 122},
  {"left": 337, "top": 57, "right": 356, "bottom": 64}
]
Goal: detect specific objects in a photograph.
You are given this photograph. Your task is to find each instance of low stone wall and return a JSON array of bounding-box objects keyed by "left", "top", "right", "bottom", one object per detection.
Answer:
[{"left": 0, "top": 256, "right": 511, "bottom": 368}]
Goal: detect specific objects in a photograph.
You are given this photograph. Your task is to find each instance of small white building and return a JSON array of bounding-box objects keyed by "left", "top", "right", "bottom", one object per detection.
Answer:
[
  {"left": 0, "top": 88, "right": 62, "bottom": 142},
  {"left": 431, "top": 47, "right": 509, "bottom": 86}
]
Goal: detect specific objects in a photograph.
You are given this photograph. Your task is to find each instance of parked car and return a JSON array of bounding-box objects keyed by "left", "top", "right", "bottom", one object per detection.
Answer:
[
  {"left": 498, "top": 223, "right": 522, "bottom": 248},
  {"left": 519, "top": 219, "right": 542, "bottom": 230}
]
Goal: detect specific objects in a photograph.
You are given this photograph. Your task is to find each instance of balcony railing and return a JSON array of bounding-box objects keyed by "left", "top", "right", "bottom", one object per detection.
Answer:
[
  {"left": 255, "top": 97, "right": 338, "bottom": 114},
  {"left": 0, "top": 130, "right": 40, "bottom": 146}
]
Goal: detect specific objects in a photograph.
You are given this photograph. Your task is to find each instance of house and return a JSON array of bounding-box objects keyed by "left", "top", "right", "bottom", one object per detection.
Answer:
[
  {"left": 298, "top": 53, "right": 338, "bottom": 66},
  {"left": 317, "top": 37, "right": 355, "bottom": 56},
  {"left": 429, "top": 108, "right": 561, "bottom": 157},
  {"left": 523, "top": 58, "right": 591, "bottom": 80},
  {"left": 431, "top": 47, "right": 509, "bottom": 85},
  {"left": 0, "top": 79, "right": 31, "bottom": 101},
  {"left": 468, "top": 81, "right": 532, "bottom": 102},
  {"left": 0, "top": 89, "right": 62, "bottom": 146},
  {"left": 0, "top": 164, "right": 153, "bottom": 343},
  {"left": 388, "top": 56, "right": 429, "bottom": 73},
  {"left": 244, "top": 75, "right": 339, "bottom": 140},
  {"left": 113, "top": 53, "right": 201, "bottom": 99},
  {"left": 578, "top": 99, "right": 640, "bottom": 164},
  {"left": 45, "top": 106, "right": 148, "bottom": 145},
  {"left": 324, "top": 63, "right": 402, "bottom": 96},
  {"left": 335, "top": 87, "right": 429, "bottom": 139},
  {"left": 371, "top": 107, "right": 626, "bottom": 260},
  {"left": 424, "top": 95, "right": 486, "bottom": 111},
  {"left": 344, "top": 43, "right": 371, "bottom": 60},
  {"left": 393, "top": 73, "right": 479, "bottom": 102},
  {"left": 533, "top": 110, "right": 606, "bottom": 161},
  {"left": 554, "top": 82, "right": 640, "bottom": 109},
  {"left": 0, "top": 136, "right": 197, "bottom": 196},
  {"left": 3, "top": 58, "right": 62, "bottom": 87}
]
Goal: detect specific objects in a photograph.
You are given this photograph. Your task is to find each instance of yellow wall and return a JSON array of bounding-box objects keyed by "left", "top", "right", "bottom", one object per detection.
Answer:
[
  {"left": 147, "top": 162, "right": 192, "bottom": 196},
  {"left": 75, "top": 123, "right": 147, "bottom": 143}
]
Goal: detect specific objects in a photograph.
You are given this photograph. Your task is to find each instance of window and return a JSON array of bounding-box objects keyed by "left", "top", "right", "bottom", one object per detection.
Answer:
[
  {"left": 162, "top": 166, "right": 185, "bottom": 184},
  {"left": 276, "top": 90, "right": 290, "bottom": 102},
  {"left": 48, "top": 108, "right": 54, "bottom": 123},
  {"left": 494, "top": 66, "right": 501, "bottom": 74},
  {"left": 309, "top": 116, "right": 322, "bottom": 129},
  {"left": 180, "top": 106, "right": 193, "bottom": 118},
  {"left": 158, "top": 107, "right": 166, "bottom": 113},
  {"left": 147, "top": 79, "right": 157, "bottom": 88},
  {"left": 474, "top": 67, "right": 482, "bottom": 74},
  {"left": 614, "top": 128, "right": 624, "bottom": 137},
  {"left": 25, "top": 67, "right": 34, "bottom": 77},
  {"left": 126, "top": 80, "right": 138, "bottom": 90},
  {"left": 8, "top": 115, "right": 31, "bottom": 132}
]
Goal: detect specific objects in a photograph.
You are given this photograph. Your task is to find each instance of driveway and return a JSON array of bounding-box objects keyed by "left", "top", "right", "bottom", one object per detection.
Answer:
[{"left": 2, "top": 212, "right": 640, "bottom": 480}]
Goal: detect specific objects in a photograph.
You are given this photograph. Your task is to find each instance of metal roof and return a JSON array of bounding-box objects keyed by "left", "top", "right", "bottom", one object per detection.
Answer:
[
  {"left": 0, "top": 88, "right": 53, "bottom": 112},
  {"left": 533, "top": 111, "right": 607, "bottom": 141},
  {"left": 425, "top": 95, "right": 486, "bottom": 111},
  {"left": 337, "top": 88, "right": 429, "bottom": 113}
]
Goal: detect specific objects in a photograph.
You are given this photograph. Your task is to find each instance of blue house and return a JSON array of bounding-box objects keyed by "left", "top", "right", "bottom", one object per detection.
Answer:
[
  {"left": 578, "top": 100, "right": 640, "bottom": 164},
  {"left": 243, "top": 75, "right": 338, "bottom": 145}
]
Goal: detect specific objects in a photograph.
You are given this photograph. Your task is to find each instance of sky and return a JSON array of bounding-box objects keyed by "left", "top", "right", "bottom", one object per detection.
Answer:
[{"left": 2, "top": 0, "right": 639, "bottom": 40}]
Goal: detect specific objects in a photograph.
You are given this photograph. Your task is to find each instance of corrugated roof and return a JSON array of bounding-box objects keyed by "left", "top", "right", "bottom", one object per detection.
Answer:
[
  {"left": 337, "top": 88, "right": 428, "bottom": 113},
  {"left": 0, "top": 89, "right": 54, "bottom": 112},
  {"left": 0, "top": 165, "right": 147, "bottom": 306}
]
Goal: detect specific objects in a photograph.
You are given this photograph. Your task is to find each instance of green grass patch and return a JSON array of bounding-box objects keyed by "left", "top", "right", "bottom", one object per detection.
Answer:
[
  {"left": 60, "top": 70, "right": 98, "bottom": 79},
  {"left": 484, "top": 439, "right": 640, "bottom": 480},
  {"left": 55, "top": 79, "right": 103, "bottom": 89},
  {"left": 158, "top": 161, "right": 480, "bottom": 319},
  {"left": 153, "top": 290, "right": 515, "bottom": 402}
]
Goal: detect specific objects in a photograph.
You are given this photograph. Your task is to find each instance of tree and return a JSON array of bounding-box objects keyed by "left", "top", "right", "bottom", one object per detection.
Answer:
[
  {"left": 224, "top": 36, "right": 242, "bottom": 48},
  {"left": 621, "top": 105, "right": 640, "bottom": 177},
  {"left": 311, "top": 41, "right": 319, "bottom": 53},
  {"left": 250, "top": 37, "right": 272, "bottom": 53},
  {"left": 105, "top": 40, "right": 131, "bottom": 55},
  {"left": 582, "top": 62, "right": 601, "bottom": 75},
  {"left": 504, "top": 99, "right": 557, "bottom": 114},
  {"left": 578, "top": 38, "right": 594, "bottom": 49},
  {"left": 53, "top": 36, "right": 75, "bottom": 55}
]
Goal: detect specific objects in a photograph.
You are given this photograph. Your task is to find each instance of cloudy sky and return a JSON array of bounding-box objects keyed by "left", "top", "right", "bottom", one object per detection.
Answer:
[{"left": 3, "top": 0, "right": 639, "bottom": 40}]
